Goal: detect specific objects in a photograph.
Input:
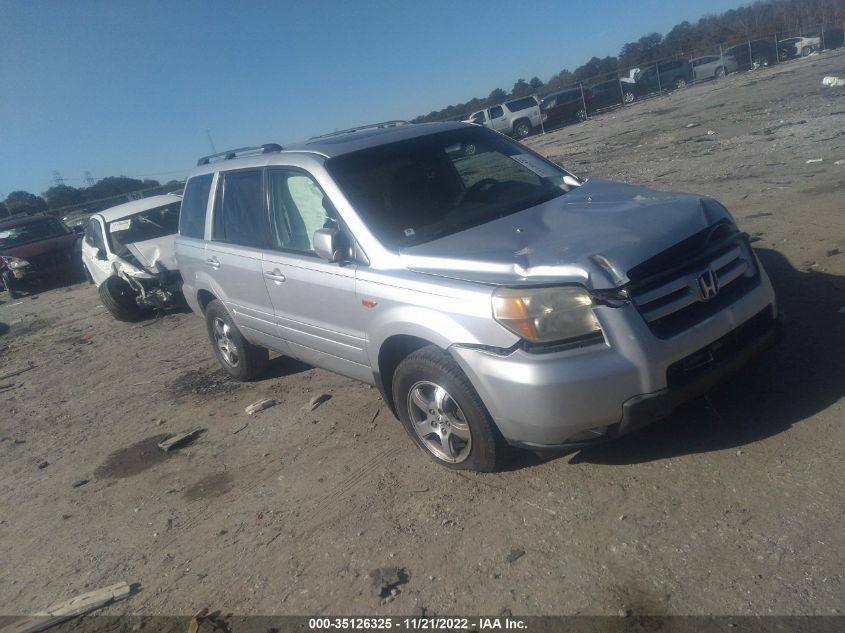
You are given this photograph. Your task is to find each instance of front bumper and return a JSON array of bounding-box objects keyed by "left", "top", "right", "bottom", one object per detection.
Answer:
[{"left": 449, "top": 266, "right": 778, "bottom": 449}]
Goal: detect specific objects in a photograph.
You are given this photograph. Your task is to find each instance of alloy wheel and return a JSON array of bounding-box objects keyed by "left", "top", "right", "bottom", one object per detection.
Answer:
[
  {"left": 407, "top": 381, "right": 472, "bottom": 463},
  {"left": 213, "top": 317, "right": 240, "bottom": 367}
]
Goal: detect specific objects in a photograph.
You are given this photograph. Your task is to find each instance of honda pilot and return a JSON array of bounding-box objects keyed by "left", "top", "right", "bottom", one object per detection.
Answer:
[{"left": 175, "top": 122, "right": 779, "bottom": 471}]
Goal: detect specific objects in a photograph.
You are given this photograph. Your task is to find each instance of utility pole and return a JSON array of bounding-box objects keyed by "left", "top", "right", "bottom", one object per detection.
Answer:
[
  {"left": 83, "top": 171, "right": 95, "bottom": 187},
  {"left": 205, "top": 128, "right": 217, "bottom": 153}
]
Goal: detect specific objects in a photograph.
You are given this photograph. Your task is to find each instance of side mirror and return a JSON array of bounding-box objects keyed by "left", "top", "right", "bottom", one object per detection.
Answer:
[
  {"left": 313, "top": 228, "right": 349, "bottom": 263},
  {"left": 72, "top": 225, "right": 85, "bottom": 235},
  {"left": 96, "top": 249, "right": 107, "bottom": 261}
]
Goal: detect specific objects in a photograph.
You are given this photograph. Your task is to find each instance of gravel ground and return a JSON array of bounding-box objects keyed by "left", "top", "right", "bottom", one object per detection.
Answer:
[{"left": 0, "top": 50, "right": 843, "bottom": 618}]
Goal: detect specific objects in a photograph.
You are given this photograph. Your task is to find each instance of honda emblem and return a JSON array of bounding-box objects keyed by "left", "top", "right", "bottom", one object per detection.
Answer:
[{"left": 697, "top": 269, "right": 719, "bottom": 301}]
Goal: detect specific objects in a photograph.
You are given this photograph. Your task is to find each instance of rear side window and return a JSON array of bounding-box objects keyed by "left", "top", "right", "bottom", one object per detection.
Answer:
[
  {"left": 213, "top": 170, "right": 268, "bottom": 247},
  {"left": 179, "top": 174, "right": 213, "bottom": 239},
  {"left": 489, "top": 105, "right": 504, "bottom": 118},
  {"left": 505, "top": 97, "right": 537, "bottom": 112}
]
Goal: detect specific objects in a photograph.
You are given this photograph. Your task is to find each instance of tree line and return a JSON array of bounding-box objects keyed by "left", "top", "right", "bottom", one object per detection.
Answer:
[
  {"left": 412, "top": 0, "right": 845, "bottom": 123},
  {"left": 1, "top": 176, "right": 184, "bottom": 219}
]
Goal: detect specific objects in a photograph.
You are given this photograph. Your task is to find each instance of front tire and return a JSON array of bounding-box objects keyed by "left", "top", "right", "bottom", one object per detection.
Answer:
[
  {"left": 622, "top": 90, "right": 635, "bottom": 104},
  {"left": 2, "top": 271, "right": 19, "bottom": 299},
  {"left": 714, "top": 66, "right": 726, "bottom": 78},
  {"left": 672, "top": 77, "right": 687, "bottom": 89},
  {"left": 205, "top": 299, "right": 268, "bottom": 381},
  {"left": 392, "top": 345, "right": 504, "bottom": 472},
  {"left": 98, "top": 276, "right": 150, "bottom": 321}
]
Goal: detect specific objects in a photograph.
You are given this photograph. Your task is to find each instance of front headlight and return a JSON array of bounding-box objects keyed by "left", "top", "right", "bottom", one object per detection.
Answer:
[
  {"left": 5, "top": 256, "right": 30, "bottom": 270},
  {"left": 492, "top": 286, "right": 602, "bottom": 344}
]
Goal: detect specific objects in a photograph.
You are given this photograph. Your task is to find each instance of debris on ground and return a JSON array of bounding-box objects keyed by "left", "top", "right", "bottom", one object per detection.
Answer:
[
  {"left": 806, "top": 158, "right": 823, "bottom": 164},
  {"left": 369, "top": 567, "right": 410, "bottom": 598},
  {"left": 505, "top": 548, "right": 525, "bottom": 563},
  {"left": 157, "top": 429, "right": 203, "bottom": 452},
  {"left": 4, "top": 581, "right": 132, "bottom": 633},
  {"left": 706, "top": 130, "right": 716, "bottom": 135},
  {"left": 244, "top": 398, "right": 278, "bottom": 415},
  {"left": 685, "top": 122, "right": 700, "bottom": 128},
  {"left": 822, "top": 76, "right": 845, "bottom": 87},
  {"left": 186, "top": 608, "right": 230, "bottom": 633},
  {"left": 37, "top": 461, "right": 49, "bottom": 470},
  {"left": 834, "top": 159, "right": 845, "bottom": 166},
  {"left": 826, "top": 248, "right": 841, "bottom": 257},
  {"left": 303, "top": 394, "right": 331, "bottom": 412},
  {"left": 71, "top": 479, "right": 89, "bottom": 488},
  {"left": 0, "top": 364, "right": 35, "bottom": 381}
]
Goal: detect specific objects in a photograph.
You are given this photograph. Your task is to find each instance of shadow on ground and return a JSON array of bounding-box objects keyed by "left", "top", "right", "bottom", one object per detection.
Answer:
[{"left": 565, "top": 248, "right": 845, "bottom": 465}]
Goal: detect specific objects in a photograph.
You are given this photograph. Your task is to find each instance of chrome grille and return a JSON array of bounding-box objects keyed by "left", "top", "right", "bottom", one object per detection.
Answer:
[{"left": 631, "top": 240, "right": 759, "bottom": 338}]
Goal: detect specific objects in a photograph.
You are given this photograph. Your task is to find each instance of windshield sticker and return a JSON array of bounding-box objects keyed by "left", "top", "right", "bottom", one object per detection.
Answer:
[
  {"left": 510, "top": 154, "right": 559, "bottom": 179},
  {"left": 404, "top": 228, "right": 415, "bottom": 237},
  {"left": 109, "top": 219, "right": 131, "bottom": 232}
]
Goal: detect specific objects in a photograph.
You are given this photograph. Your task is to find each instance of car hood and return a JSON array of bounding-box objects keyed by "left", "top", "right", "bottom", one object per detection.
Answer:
[
  {"left": 399, "top": 178, "right": 734, "bottom": 289},
  {"left": 0, "top": 232, "right": 77, "bottom": 259},
  {"left": 125, "top": 235, "right": 178, "bottom": 272}
]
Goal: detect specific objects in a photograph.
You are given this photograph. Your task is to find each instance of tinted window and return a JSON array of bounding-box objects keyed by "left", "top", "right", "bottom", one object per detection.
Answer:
[
  {"left": 470, "top": 112, "right": 485, "bottom": 124},
  {"left": 268, "top": 170, "right": 335, "bottom": 253},
  {"left": 505, "top": 96, "right": 537, "bottom": 112},
  {"left": 326, "top": 127, "right": 574, "bottom": 249},
  {"left": 179, "top": 174, "right": 213, "bottom": 239},
  {"left": 0, "top": 217, "right": 69, "bottom": 248},
  {"left": 213, "top": 170, "right": 267, "bottom": 247},
  {"left": 489, "top": 105, "right": 504, "bottom": 118}
]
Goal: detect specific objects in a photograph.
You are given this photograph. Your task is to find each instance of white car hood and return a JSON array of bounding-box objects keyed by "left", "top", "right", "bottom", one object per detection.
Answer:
[{"left": 125, "top": 235, "right": 178, "bottom": 272}]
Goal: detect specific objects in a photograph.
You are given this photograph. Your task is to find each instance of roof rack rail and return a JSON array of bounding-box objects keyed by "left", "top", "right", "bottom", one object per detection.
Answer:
[
  {"left": 309, "top": 120, "right": 410, "bottom": 140},
  {"left": 196, "top": 143, "right": 283, "bottom": 166}
]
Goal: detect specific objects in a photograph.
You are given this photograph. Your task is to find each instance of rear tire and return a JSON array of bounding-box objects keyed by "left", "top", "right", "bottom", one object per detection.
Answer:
[
  {"left": 392, "top": 345, "right": 505, "bottom": 472},
  {"left": 205, "top": 299, "right": 269, "bottom": 381},
  {"left": 513, "top": 119, "right": 532, "bottom": 139},
  {"left": 672, "top": 76, "right": 687, "bottom": 89},
  {"left": 98, "top": 275, "right": 149, "bottom": 322},
  {"left": 801, "top": 46, "right": 812, "bottom": 56},
  {"left": 622, "top": 90, "right": 635, "bottom": 104},
  {"left": 714, "top": 66, "right": 726, "bottom": 78}
]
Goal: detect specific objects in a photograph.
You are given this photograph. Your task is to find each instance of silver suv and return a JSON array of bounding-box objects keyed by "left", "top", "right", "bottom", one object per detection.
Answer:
[
  {"left": 464, "top": 96, "right": 546, "bottom": 138},
  {"left": 175, "top": 123, "right": 779, "bottom": 471}
]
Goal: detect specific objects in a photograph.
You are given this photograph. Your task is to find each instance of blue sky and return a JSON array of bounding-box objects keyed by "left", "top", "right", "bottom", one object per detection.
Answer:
[{"left": 0, "top": 0, "right": 744, "bottom": 197}]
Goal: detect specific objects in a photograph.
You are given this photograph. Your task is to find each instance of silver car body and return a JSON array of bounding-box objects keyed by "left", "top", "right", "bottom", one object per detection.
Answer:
[
  {"left": 176, "top": 122, "right": 778, "bottom": 449},
  {"left": 691, "top": 55, "right": 739, "bottom": 80}
]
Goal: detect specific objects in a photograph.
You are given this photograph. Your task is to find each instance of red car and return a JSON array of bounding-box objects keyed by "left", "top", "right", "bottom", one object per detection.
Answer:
[
  {"left": 0, "top": 214, "right": 80, "bottom": 298},
  {"left": 539, "top": 87, "right": 594, "bottom": 125}
]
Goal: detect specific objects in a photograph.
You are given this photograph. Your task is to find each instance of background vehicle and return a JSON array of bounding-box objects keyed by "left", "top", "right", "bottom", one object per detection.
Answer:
[
  {"left": 629, "top": 59, "right": 694, "bottom": 99},
  {"left": 691, "top": 54, "right": 739, "bottom": 80},
  {"left": 0, "top": 214, "right": 80, "bottom": 298},
  {"left": 464, "top": 95, "right": 545, "bottom": 138},
  {"left": 81, "top": 194, "right": 183, "bottom": 321},
  {"left": 540, "top": 88, "right": 592, "bottom": 125},
  {"left": 588, "top": 78, "right": 627, "bottom": 112},
  {"left": 778, "top": 36, "right": 821, "bottom": 60},
  {"left": 176, "top": 123, "right": 778, "bottom": 472},
  {"left": 724, "top": 39, "right": 778, "bottom": 68}
]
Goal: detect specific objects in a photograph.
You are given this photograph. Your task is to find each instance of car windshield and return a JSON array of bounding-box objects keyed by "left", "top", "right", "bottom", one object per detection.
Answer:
[
  {"left": 0, "top": 217, "right": 70, "bottom": 248},
  {"left": 106, "top": 201, "right": 180, "bottom": 259},
  {"left": 326, "top": 128, "right": 577, "bottom": 249}
]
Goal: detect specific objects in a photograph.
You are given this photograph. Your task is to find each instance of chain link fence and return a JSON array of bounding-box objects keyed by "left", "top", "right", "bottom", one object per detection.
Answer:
[{"left": 439, "top": 21, "right": 845, "bottom": 134}]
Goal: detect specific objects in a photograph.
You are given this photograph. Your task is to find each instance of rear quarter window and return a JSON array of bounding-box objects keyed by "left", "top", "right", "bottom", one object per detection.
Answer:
[
  {"left": 504, "top": 97, "right": 537, "bottom": 112},
  {"left": 179, "top": 174, "right": 213, "bottom": 239}
]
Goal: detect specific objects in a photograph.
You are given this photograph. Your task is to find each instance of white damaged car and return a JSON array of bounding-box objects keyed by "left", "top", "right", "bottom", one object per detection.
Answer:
[{"left": 80, "top": 194, "right": 183, "bottom": 321}]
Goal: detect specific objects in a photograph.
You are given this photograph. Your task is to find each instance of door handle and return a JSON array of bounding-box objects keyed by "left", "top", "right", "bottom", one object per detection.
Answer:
[
  {"left": 206, "top": 257, "right": 220, "bottom": 269},
  {"left": 264, "top": 268, "right": 286, "bottom": 283}
]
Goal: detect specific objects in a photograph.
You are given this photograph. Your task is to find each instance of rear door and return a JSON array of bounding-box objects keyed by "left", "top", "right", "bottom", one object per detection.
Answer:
[
  {"left": 261, "top": 168, "right": 369, "bottom": 382},
  {"left": 205, "top": 169, "right": 286, "bottom": 348}
]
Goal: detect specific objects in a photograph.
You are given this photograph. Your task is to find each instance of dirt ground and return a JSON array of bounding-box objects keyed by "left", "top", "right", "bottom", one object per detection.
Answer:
[{"left": 1, "top": 50, "right": 843, "bottom": 618}]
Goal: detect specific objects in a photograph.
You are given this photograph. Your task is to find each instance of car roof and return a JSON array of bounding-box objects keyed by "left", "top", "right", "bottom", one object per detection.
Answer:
[
  {"left": 97, "top": 194, "right": 182, "bottom": 223},
  {"left": 0, "top": 214, "right": 55, "bottom": 229},
  {"left": 188, "top": 122, "right": 472, "bottom": 177}
]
